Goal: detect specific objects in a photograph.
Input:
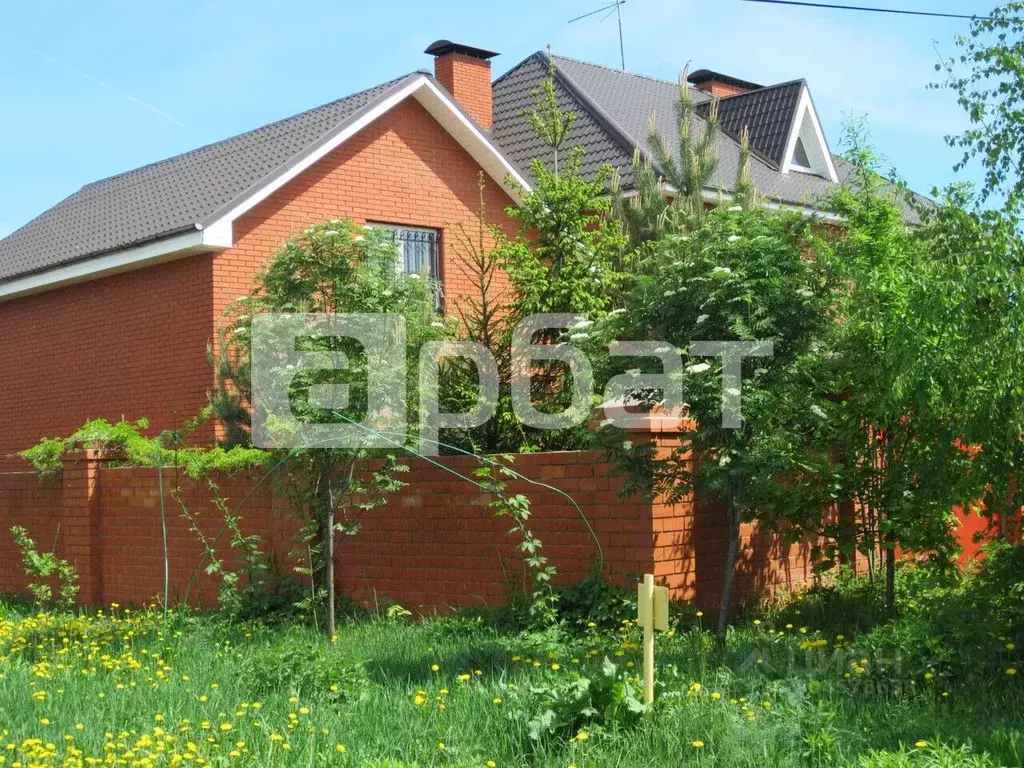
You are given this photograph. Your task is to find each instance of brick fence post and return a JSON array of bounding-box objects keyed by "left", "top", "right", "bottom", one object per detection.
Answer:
[{"left": 60, "top": 447, "right": 113, "bottom": 606}]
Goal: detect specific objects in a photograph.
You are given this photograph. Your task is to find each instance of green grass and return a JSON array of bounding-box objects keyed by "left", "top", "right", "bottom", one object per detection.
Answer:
[{"left": 0, "top": 562, "right": 1021, "bottom": 767}]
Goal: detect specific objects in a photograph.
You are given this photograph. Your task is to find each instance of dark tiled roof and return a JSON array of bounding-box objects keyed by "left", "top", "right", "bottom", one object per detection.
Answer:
[
  {"left": 494, "top": 54, "right": 829, "bottom": 208},
  {"left": 700, "top": 80, "right": 805, "bottom": 169},
  {"left": 493, "top": 53, "right": 927, "bottom": 221},
  {"left": 491, "top": 53, "right": 635, "bottom": 186},
  {"left": 0, "top": 73, "right": 418, "bottom": 283}
]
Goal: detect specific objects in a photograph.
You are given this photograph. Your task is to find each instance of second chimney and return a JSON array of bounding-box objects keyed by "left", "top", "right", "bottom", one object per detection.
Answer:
[
  {"left": 425, "top": 39, "right": 498, "bottom": 130},
  {"left": 686, "top": 69, "right": 762, "bottom": 98}
]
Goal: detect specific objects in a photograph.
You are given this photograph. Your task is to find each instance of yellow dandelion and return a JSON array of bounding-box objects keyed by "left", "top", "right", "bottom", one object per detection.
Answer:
[{"left": 692, "top": 740, "right": 705, "bottom": 749}]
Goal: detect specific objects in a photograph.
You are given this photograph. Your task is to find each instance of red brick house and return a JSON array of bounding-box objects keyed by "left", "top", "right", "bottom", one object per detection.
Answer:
[
  {"left": 0, "top": 42, "right": 953, "bottom": 610},
  {"left": 0, "top": 41, "right": 875, "bottom": 465}
]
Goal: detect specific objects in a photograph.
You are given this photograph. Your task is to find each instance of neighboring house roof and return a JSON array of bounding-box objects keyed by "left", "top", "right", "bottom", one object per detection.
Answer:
[
  {"left": 0, "top": 71, "right": 528, "bottom": 298},
  {"left": 700, "top": 80, "right": 805, "bottom": 170},
  {"left": 0, "top": 48, "right": 930, "bottom": 299},
  {"left": 492, "top": 52, "right": 923, "bottom": 218}
]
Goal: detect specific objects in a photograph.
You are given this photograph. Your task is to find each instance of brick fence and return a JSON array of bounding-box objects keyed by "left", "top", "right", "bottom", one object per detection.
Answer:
[{"left": 0, "top": 446, "right": 822, "bottom": 613}]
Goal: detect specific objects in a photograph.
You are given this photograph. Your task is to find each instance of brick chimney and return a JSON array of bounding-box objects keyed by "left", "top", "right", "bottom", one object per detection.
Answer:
[
  {"left": 686, "top": 69, "right": 763, "bottom": 98},
  {"left": 425, "top": 39, "right": 498, "bottom": 130}
]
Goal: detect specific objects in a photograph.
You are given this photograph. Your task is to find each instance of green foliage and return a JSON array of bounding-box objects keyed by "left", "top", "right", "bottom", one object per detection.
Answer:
[
  {"left": 856, "top": 743, "right": 1001, "bottom": 768},
  {"left": 847, "top": 548, "right": 1023, "bottom": 684},
  {"left": 20, "top": 417, "right": 270, "bottom": 479},
  {"left": 593, "top": 202, "right": 842, "bottom": 635},
  {"left": 0, "top": 568, "right": 1022, "bottom": 767},
  {"left": 520, "top": 656, "right": 647, "bottom": 742},
  {"left": 819, "top": 123, "right": 1024, "bottom": 590},
  {"left": 553, "top": 574, "right": 638, "bottom": 632},
  {"left": 499, "top": 146, "right": 624, "bottom": 322},
  {"left": 240, "top": 635, "right": 369, "bottom": 704},
  {"left": 10, "top": 526, "right": 79, "bottom": 610},
  {"left": 475, "top": 458, "right": 558, "bottom": 626},
  {"left": 209, "top": 218, "right": 448, "bottom": 635},
  {"left": 936, "top": 2, "right": 1024, "bottom": 218},
  {"left": 611, "top": 69, "right": 757, "bottom": 251},
  {"left": 441, "top": 67, "right": 624, "bottom": 454},
  {"left": 523, "top": 58, "right": 577, "bottom": 175}
]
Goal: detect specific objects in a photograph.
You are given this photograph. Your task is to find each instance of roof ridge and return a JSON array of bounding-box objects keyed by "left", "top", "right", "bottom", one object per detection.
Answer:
[
  {"left": 78, "top": 72, "right": 418, "bottom": 191},
  {"left": 549, "top": 52, "right": 705, "bottom": 93}
]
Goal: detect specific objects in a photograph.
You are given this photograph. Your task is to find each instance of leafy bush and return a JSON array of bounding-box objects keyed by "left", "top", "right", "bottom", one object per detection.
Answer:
[
  {"left": 10, "top": 526, "right": 79, "bottom": 610},
  {"left": 518, "top": 656, "right": 646, "bottom": 742},
  {"left": 239, "top": 635, "right": 368, "bottom": 704},
  {"left": 554, "top": 574, "right": 638, "bottom": 632},
  {"left": 856, "top": 742, "right": 1001, "bottom": 767},
  {"left": 848, "top": 549, "right": 1023, "bottom": 684}
]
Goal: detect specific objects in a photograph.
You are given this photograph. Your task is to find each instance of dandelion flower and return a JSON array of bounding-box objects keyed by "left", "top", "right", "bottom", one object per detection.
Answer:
[{"left": 915, "top": 740, "right": 928, "bottom": 748}]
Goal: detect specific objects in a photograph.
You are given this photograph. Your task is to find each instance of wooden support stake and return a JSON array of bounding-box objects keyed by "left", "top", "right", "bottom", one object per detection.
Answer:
[{"left": 637, "top": 573, "right": 670, "bottom": 706}]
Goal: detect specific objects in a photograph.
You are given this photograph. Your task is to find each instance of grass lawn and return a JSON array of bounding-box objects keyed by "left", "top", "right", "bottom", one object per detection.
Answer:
[{"left": 0, "top": 567, "right": 1022, "bottom": 767}]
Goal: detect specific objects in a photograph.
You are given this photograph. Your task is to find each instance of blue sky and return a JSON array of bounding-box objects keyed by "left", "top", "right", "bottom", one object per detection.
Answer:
[{"left": 0, "top": 0, "right": 999, "bottom": 239}]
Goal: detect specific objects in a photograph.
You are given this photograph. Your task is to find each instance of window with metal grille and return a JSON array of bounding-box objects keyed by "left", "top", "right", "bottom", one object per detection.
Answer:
[
  {"left": 367, "top": 223, "right": 440, "bottom": 278},
  {"left": 366, "top": 222, "right": 443, "bottom": 308}
]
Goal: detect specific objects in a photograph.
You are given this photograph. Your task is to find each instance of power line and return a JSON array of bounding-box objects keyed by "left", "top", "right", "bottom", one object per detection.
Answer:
[{"left": 741, "top": 0, "right": 1018, "bottom": 22}]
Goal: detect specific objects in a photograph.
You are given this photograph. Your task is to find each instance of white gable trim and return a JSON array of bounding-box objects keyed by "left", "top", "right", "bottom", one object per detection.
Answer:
[
  {"left": 780, "top": 87, "right": 838, "bottom": 183},
  {"left": 199, "top": 75, "right": 531, "bottom": 242},
  {"left": 0, "top": 75, "right": 531, "bottom": 304},
  {"left": 0, "top": 228, "right": 218, "bottom": 302}
]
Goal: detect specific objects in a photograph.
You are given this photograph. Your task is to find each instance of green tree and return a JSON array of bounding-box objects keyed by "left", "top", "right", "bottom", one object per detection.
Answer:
[
  {"left": 937, "top": 1, "right": 1024, "bottom": 220},
  {"left": 611, "top": 69, "right": 725, "bottom": 250},
  {"left": 594, "top": 204, "right": 842, "bottom": 638},
  {"left": 211, "top": 219, "right": 446, "bottom": 635},
  {"left": 442, "top": 64, "right": 626, "bottom": 454},
  {"left": 819, "top": 127, "right": 1024, "bottom": 605}
]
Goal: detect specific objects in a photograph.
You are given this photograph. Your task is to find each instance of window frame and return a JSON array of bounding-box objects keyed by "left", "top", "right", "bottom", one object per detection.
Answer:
[{"left": 364, "top": 221, "right": 444, "bottom": 309}]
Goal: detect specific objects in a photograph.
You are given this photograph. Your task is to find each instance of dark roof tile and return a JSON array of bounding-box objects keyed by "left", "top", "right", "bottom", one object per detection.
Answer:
[
  {"left": 0, "top": 73, "right": 416, "bottom": 283},
  {"left": 700, "top": 80, "right": 805, "bottom": 169}
]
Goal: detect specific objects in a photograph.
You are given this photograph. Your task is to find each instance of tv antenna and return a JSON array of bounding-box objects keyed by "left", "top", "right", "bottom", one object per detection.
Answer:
[{"left": 568, "top": 1, "right": 627, "bottom": 70}]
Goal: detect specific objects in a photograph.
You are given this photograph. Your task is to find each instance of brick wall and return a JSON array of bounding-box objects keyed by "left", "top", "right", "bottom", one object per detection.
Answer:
[
  {"left": 213, "top": 97, "right": 517, "bottom": 323},
  {"left": 0, "top": 97, "right": 518, "bottom": 469},
  {"left": 0, "top": 257, "right": 215, "bottom": 469},
  {"left": 0, "top": 447, "right": 822, "bottom": 615}
]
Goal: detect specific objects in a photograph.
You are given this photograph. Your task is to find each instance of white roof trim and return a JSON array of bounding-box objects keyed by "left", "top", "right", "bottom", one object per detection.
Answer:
[
  {"left": 0, "top": 75, "right": 531, "bottom": 304},
  {"left": 780, "top": 86, "right": 838, "bottom": 183},
  {"left": 0, "top": 228, "right": 219, "bottom": 302},
  {"left": 199, "top": 75, "right": 530, "bottom": 244}
]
